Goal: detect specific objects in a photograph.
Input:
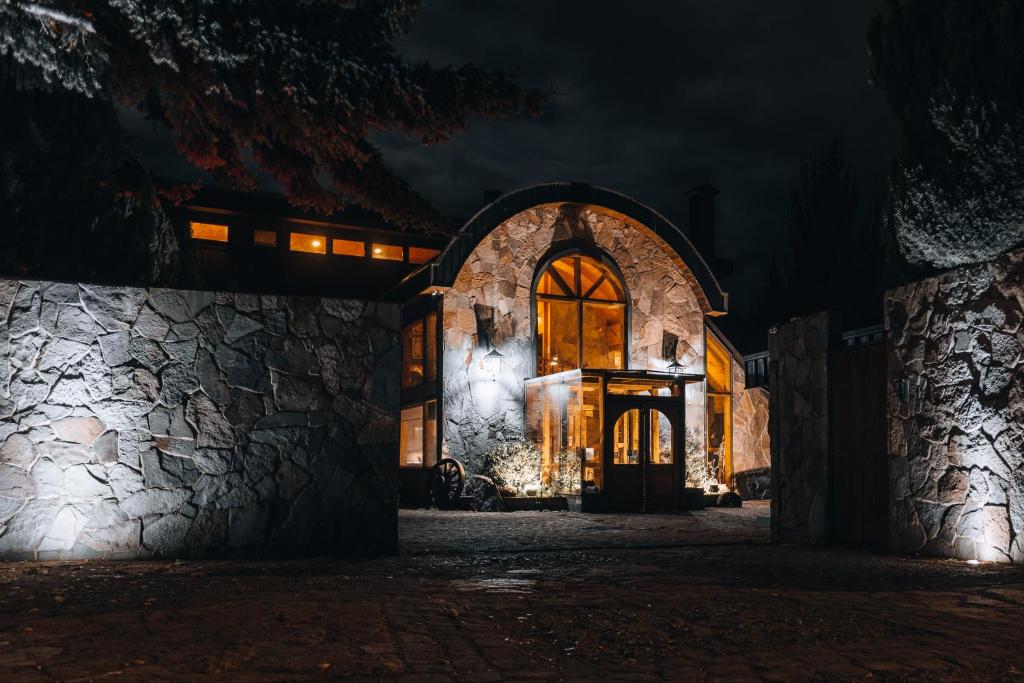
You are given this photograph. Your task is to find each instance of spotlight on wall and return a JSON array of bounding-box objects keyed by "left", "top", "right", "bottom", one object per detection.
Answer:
[{"left": 483, "top": 347, "right": 504, "bottom": 381}]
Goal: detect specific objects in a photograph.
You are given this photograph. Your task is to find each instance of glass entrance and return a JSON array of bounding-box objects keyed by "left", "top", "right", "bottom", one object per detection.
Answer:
[{"left": 605, "top": 400, "right": 680, "bottom": 512}]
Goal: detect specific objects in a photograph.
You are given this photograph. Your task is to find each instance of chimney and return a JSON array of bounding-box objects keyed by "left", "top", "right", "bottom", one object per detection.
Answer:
[{"left": 687, "top": 184, "right": 732, "bottom": 278}]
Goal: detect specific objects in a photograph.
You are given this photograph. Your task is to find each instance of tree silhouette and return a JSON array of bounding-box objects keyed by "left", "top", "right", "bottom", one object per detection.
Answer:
[
  {"left": 0, "top": 0, "right": 547, "bottom": 233},
  {"left": 869, "top": 0, "right": 1024, "bottom": 266}
]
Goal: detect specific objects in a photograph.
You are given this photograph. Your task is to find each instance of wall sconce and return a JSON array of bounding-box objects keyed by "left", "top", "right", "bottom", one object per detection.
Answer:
[
  {"left": 483, "top": 346, "right": 504, "bottom": 381},
  {"left": 666, "top": 358, "right": 685, "bottom": 374}
]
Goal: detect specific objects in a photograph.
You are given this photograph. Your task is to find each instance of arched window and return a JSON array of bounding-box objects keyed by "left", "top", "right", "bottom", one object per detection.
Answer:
[{"left": 534, "top": 253, "right": 627, "bottom": 375}]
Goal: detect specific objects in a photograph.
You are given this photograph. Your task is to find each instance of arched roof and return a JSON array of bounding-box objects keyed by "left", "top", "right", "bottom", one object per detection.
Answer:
[{"left": 391, "top": 182, "right": 728, "bottom": 313}]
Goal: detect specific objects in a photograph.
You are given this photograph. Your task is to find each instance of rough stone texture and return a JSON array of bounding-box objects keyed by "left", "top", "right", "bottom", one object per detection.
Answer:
[
  {"left": 441, "top": 203, "right": 767, "bottom": 476},
  {"left": 887, "top": 248, "right": 1024, "bottom": 563},
  {"left": 0, "top": 279, "right": 400, "bottom": 560},
  {"left": 732, "top": 376, "right": 771, "bottom": 500},
  {"left": 769, "top": 312, "right": 833, "bottom": 545}
]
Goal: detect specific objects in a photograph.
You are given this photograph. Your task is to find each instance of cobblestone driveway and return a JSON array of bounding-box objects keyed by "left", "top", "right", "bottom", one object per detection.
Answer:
[
  {"left": 400, "top": 503, "right": 771, "bottom": 555},
  {"left": 1, "top": 503, "right": 1023, "bottom": 681}
]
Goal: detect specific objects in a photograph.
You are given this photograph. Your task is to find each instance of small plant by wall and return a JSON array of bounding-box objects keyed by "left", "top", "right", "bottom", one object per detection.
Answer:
[{"left": 483, "top": 440, "right": 542, "bottom": 496}]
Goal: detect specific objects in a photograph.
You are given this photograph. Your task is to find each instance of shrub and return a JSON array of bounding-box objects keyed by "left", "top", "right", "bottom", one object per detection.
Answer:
[
  {"left": 550, "top": 448, "right": 582, "bottom": 495},
  {"left": 483, "top": 440, "right": 542, "bottom": 496}
]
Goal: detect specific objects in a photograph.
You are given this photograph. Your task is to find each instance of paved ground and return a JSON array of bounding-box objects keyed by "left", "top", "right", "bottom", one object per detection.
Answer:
[
  {"left": 1, "top": 507, "right": 1023, "bottom": 681},
  {"left": 400, "top": 503, "right": 770, "bottom": 555}
]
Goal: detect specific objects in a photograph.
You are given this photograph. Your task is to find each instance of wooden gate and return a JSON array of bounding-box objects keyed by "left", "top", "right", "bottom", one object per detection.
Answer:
[{"left": 829, "top": 341, "right": 888, "bottom": 551}]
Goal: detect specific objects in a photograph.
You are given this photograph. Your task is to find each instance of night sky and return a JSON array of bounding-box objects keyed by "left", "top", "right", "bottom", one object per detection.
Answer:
[{"left": 127, "top": 0, "right": 899, "bottom": 350}]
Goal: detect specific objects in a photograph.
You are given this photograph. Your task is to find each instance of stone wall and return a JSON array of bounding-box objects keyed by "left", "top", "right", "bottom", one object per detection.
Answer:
[
  {"left": 887, "top": 248, "right": 1024, "bottom": 562},
  {"left": 441, "top": 203, "right": 709, "bottom": 472},
  {"left": 769, "top": 312, "right": 833, "bottom": 544},
  {"left": 0, "top": 279, "right": 399, "bottom": 560},
  {"left": 732, "top": 360, "right": 770, "bottom": 501}
]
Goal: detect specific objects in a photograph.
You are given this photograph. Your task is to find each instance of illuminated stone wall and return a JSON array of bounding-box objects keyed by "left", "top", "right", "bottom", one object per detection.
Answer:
[
  {"left": 0, "top": 280, "right": 399, "bottom": 560},
  {"left": 732, "top": 358, "right": 770, "bottom": 500},
  {"left": 442, "top": 203, "right": 740, "bottom": 474},
  {"left": 887, "top": 249, "right": 1024, "bottom": 563}
]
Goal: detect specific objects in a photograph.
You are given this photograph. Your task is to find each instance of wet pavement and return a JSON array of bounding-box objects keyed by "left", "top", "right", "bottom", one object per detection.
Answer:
[{"left": 0, "top": 507, "right": 1023, "bottom": 681}]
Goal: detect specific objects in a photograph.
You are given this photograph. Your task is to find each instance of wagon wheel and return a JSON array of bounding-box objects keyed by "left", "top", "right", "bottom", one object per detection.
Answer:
[{"left": 429, "top": 458, "right": 465, "bottom": 510}]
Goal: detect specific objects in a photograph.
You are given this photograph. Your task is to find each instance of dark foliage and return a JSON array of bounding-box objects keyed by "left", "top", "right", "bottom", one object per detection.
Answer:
[
  {"left": 754, "top": 134, "right": 913, "bottom": 331},
  {"left": 869, "top": 0, "right": 1024, "bottom": 266},
  {"left": 0, "top": 79, "right": 179, "bottom": 285},
  {"left": 0, "top": 0, "right": 547, "bottom": 236}
]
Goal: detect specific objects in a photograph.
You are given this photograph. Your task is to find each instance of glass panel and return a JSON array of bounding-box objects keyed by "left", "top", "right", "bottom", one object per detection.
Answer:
[
  {"left": 423, "top": 401, "right": 437, "bottom": 468},
  {"left": 190, "top": 222, "right": 229, "bottom": 242},
  {"left": 707, "top": 393, "right": 732, "bottom": 487},
  {"left": 706, "top": 332, "right": 731, "bottom": 393},
  {"left": 253, "top": 229, "right": 277, "bottom": 246},
  {"left": 399, "top": 405, "right": 424, "bottom": 467},
  {"left": 524, "top": 371, "right": 602, "bottom": 493},
  {"left": 402, "top": 319, "right": 425, "bottom": 388},
  {"left": 536, "top": 270, "right": 573, "bottom": 296},
  {"left": 423, "top": 311, "right": 437, "bottom": 382},
  {"left": 409, "top": 246, "right": 440, "bottom": 264},
  {"left": 551, "top": 257, "right": 578, "bottom": 295},
  {"left": 613, "top": 409, "right": 641, "bottom": 465},
  {"left": 371, "top": 243, "right": 403, "bottom": 261},
  {"left": 332, "top": 238, "right": 365, "bottom": 257},
  {"left": 582, "top": 302, "right": 625, "bottom": 369},
  {"left": 650, "top": 410, "right": 673, "bottom": 464},
  {"left": 536, "top": 298, "right": 579, "bottom": 374},
  {"left": 290, "top": 232, "right": 327, "bottom": 254}
]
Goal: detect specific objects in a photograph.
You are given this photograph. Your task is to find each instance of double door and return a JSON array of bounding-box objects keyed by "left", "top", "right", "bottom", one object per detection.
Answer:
[{"left": 604, "top": 397, "right": 683, "bottom": 512}]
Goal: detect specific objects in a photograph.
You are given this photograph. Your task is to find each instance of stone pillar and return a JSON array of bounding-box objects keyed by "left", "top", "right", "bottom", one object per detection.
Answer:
[
  {"left": 887, "top": 248, "right": 1023, "bottom": 562},
  {"left": 769, "top": 311, "right": 834, "bottom": 545}
]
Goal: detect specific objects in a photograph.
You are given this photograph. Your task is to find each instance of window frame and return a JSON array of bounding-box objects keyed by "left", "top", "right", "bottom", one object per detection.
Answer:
[{"left": 531, "top": 248, "right": 630, "bottom": 377}]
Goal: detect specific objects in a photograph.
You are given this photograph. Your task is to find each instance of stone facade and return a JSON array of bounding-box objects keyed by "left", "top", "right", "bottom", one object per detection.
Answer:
[
  {"left": 769, "top": 312, "right": 833, "bottom": 544},
  {"left": 732, "top": 373, "right": 770, "bottom": 500},
  {"left": 442, "top": 204, "right": 707, "bottom": 473},
  {"left": 887, "top": 248, "right": 1024, "bottom": 562},
  {"left": 439, "top": 202, "right": 770, "bottom": 485},
  {"left": 0, "top": 279, "right": 399, "bottom": 560}
]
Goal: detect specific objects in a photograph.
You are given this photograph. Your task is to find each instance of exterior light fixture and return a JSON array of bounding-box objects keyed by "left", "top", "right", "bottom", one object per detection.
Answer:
[
  {"left": 373, "top": 247, "right": 383, "bottom": 255},
  {"left": 483, "top": 346, "right": 504, "bottom": 380},
  {"left": 666, "top": 358, "right": 685, "bottom": 374},
  {"left": 967, "top": 559, "right": 980, "bottom": 565}
]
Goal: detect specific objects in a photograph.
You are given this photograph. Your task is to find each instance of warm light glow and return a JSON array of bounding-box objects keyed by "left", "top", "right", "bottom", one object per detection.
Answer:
[
  {"left": 189, "top": 221, "right": 229, "bottom": 242},
  {"left": 371, "top": 243, "right": 403, "bottom": 261},
  {"left": 289, "top": 232, "right": 327, "bottom": 254},
  {"left": 967, "top": 559, "right": 980, "bottom": 565},
  {"left": 332, "top": 238, "right": 365, "bottom": 257},
  {"left": 409, "top": 246, "right": 441, "bottom": 264}
]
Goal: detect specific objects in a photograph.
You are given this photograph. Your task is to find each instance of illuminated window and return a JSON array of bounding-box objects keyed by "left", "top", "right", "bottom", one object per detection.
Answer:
[
  {"left": 535, "top": 254, "right": 626, "bottom": 375},
  {"left": 190, "top": 222, "right": 229, "bottom": 243},
  {"left": 253, "top": 230, "right": 277, "bottom": 247},
  {"left": 332, "top": 238, "right": 366, "bottom": 257},
  {"left": 402, "top": 312, "right": 437, "bottom": 388},
  {"left": 400, "top": 401, "right": 437, "bottom": 468},
  {"left": 371, "top": 243, "right": 403, "bottom": 261},
  {"left": 705, "top": 331, "right": 733, "bottom": 487},
  {"left": 290, "top": 232, "right": 327, "bottom": 254},
  {"left": 408, "top": 246, "right": 441, "bottom": 264}
]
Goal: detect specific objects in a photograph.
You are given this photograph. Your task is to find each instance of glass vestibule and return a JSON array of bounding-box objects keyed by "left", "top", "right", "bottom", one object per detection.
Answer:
[{"left": 525, "top": 370, "right": 701, "bottom": 499}]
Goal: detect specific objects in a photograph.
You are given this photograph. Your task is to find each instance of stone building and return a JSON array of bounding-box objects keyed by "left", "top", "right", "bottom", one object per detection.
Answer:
[{"left": 393, "top": 184, "right": 770, "bottom": 510}]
